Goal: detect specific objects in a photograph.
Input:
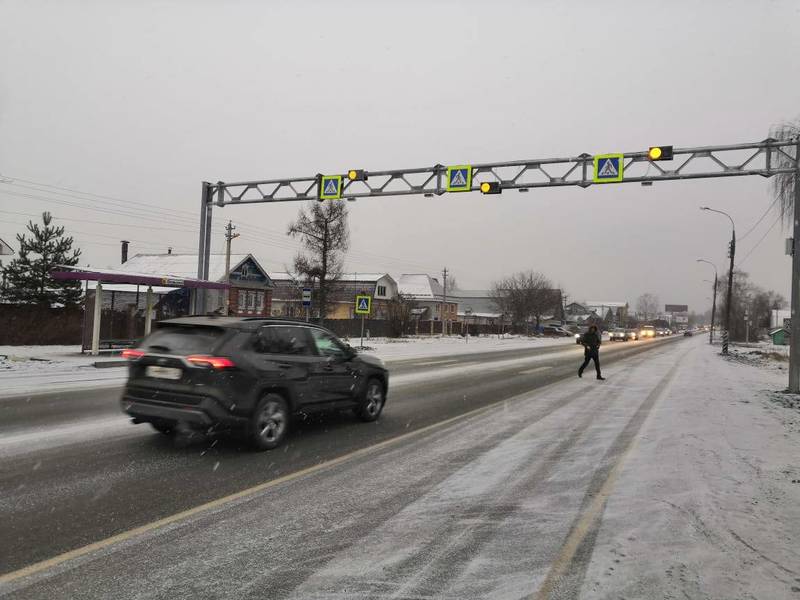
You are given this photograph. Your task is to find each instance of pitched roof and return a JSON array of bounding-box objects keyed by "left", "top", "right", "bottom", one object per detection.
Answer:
[
  {"left": 398, "top": 274, "right": 443, "bottom": 299},
  {"left": 0, "top": 238, "right": 13, "bottom": 255},
  {"left": 585, "top": 301, "right": 628, "bottom": 308},
  {"left": 268, "top": 272, "right": 392, "bottom": 283},
  {"left": 120, "top": 253, "right": 267, "bottom": 284}
]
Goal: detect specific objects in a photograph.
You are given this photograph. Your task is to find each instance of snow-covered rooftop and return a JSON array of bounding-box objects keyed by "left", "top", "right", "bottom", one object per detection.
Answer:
[
  {"left": 585, "top": 301, "right": 628, "bottom": 308},
  {"left": 398, "top": 274, "right": 443, "bottom": 299},
  {"left": 118, "top": 253, "right": 264, "bottom": 284}
]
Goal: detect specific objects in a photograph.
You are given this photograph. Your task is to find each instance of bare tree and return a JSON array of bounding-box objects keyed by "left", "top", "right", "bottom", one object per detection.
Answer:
[
  {"left": 287, "top": 202, "right": 350, "bottom": 323},
  {"left": 445, "top": 274, "right": 459, "bottom": 293},
  {"left": 489, "top": 270, "right": 555, "bottom": 333},
  {"left": 636, "top": 293, "right": 659, "bottom": 321},
  {"left": 386, "top": 293, "right": 417, "bottom": 338},
  {"left": 768, "top": 119, "right": 799, "bottom": 228}
]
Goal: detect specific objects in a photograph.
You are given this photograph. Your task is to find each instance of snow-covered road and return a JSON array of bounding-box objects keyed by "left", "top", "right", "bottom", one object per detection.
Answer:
[{"left": 2, "top": 337, "right": 797, "bottom": 599}]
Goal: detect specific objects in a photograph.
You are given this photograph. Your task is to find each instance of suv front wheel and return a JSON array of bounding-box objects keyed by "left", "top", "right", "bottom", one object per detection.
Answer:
[
  {"left": 248, "top": 393, "right": 289, "bottom": 450},
  {"left": 355, "top": 378, "right": 385, "bottom": 422}
]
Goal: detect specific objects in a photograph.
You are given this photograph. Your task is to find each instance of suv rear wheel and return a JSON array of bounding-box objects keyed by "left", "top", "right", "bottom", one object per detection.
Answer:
[
  {"left": 248, "top": 393, "right": 289, "bottom": 450},
  {"left": 355, "top": 378, "right": 385, "bottom": 422},
  {"left": 150, "top": 421, "right": 176, "bottom": 435}
]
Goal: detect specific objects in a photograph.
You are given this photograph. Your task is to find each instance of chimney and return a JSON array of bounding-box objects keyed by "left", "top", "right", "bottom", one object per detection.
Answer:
[
  {"left": 167, "top": 246, "right": 173, "bottom": 255},
  {"left": 120, "top": 240, "right": 129, "bottom": 264}
]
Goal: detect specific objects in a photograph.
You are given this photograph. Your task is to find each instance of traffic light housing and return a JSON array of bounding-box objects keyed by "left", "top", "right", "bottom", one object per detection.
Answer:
[
  {"left": 648, "top": 145, "right": 674, "bottom": 161},
  {"left": 479, "top": 181, "right": 502, "bottom": 195},
  {"left": 347, "top": 169, "right": 367, "bottom": 181}
]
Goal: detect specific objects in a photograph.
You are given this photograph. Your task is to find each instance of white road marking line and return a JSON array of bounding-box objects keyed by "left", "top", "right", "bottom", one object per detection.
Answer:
[
  {"left": 518, "top": 366, "right": 553, "bottom": 375},
  {"left": 413, "top": 359, "right": 458, "bottom": 366}
]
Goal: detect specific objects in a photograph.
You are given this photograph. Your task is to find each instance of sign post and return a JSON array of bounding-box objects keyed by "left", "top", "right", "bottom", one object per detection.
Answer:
[
  {"left": 302, "top": 288, "right": 312, "bottom": 322},
  {"left": 355, "top": 294, "right": 372, "bottom": 348}
]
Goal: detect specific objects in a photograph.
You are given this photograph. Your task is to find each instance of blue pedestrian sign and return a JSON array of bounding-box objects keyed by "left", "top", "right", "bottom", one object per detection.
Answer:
[
  {"left": 593, "top": 154, "right": 624, "bottom": 183},
  {"left": 446, "top": 165, "right": 473, "bottom": 192},
  {"left": 355, "top": 294, "right": 372, "bottom": 315},
  {"left": 319, "top": 175, "right": 343, "bottom": 200},
  {"left": 302, "top": 288, "right": 312, "bottom": 307}
]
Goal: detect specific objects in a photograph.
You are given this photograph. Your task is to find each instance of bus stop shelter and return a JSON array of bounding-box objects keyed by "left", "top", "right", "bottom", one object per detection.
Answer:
[{"left": 51, "top": 267, "right": 230, "bottom": 355}]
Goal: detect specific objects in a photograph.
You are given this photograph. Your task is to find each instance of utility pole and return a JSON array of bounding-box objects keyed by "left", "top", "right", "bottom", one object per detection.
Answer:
[
  {"left": 701, "top": 207, "right": 735, "bottom": 355},
  {"left": 710, "top": 274, "right": 718, "bottom": 345},
  {"left": 442, "top": 267, "right": 448, "bottom": 337},
  {"left": 789, "top": 140, "right": 800, "bottom": 392},
  {"left": 725, "top": 232, "right": 735, "bottom": 354},
  {"left": 223, "top": 220, "right": 239, "bottom": 316},
  {"left": 697, "top": 260, "right": 718, "bottom": 345}
]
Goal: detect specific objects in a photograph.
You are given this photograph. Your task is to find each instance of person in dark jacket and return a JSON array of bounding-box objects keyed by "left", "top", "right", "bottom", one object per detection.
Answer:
[{"left": 579, "top": 324, "right": 605, "bottom": 380}]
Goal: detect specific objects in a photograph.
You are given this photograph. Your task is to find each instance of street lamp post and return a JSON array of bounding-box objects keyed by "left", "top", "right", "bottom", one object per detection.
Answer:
[
  {"left": 697, "top": 259, "right": 718, "bottom": 345},
  {"left": 700, "top": 207, "right": 735, "bottom": 354}
]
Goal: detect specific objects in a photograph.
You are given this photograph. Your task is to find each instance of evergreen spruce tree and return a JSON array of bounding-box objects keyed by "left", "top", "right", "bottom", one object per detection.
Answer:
[{"left": 3, "top": 212, "right": 82, "bottom": 306}]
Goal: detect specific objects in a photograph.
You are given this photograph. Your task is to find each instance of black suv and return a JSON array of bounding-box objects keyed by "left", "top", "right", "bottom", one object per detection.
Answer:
[{"left": 120, "top": 317, "right": 389, "bottom": 450}]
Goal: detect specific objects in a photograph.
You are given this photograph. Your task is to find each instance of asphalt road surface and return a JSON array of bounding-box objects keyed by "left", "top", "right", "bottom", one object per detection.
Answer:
[{"left": 0, "top": 336, "right": 686, "bottom": 598}]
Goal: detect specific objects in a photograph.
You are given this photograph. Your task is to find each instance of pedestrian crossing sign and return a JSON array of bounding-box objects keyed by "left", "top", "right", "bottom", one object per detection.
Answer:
[
  {"left": 355, "top": 294, "right": 372, "bottom": 315},
  {"left": 319, "top": 175, "right": 343, "bottom": 200},
  {"left": 593, "top": 154, "right": 624, "bottom": 183},
  {"left": 446, "top": 165, "right": 473, "bottom": 192}
]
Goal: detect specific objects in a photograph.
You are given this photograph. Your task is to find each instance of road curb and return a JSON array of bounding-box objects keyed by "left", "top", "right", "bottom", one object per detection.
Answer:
[{"left": 93, "top": 360, "right": 127, "bottom": 369}]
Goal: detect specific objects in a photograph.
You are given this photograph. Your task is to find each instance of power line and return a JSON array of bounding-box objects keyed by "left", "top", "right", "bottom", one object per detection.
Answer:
[
  {"left": 736, "top": 212, "right": 782, "bottom": 267},
  {"left": 0, "top": 177, "right": 443, "bottom": 273},
  {"left": 738, "top": 196, "right": 780, "bottom": 242}
]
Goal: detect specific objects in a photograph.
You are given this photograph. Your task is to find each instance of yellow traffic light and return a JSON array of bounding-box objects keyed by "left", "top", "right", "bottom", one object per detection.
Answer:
[
  {"left": 479, "top": 181, "right": 501, "bottom": 194},
  {"left": 347, "top": 169, "right": 367, "bottom": 181},
  {"left": 648, "top": 145, "right": 673, "bottom": 161}
]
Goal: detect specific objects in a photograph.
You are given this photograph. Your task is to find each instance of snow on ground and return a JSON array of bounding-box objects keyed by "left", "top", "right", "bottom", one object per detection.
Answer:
[
  {"left": 0, "top": 336, "right": 576, "bottom": 398},
  {"left": 581, "top": 341, "right": 800, "bottom": 599},
  {"left": 344, "top": 334, "right": 576, "bottom": 360},
  {"left": 0, "top": 345, "right": 128, "bottom": 398}
]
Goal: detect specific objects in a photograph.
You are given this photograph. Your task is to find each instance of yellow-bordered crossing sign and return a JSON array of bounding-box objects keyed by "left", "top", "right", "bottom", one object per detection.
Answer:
[
  {"left": 319, "top": 175, "right": 343, "bottom": 200},
  {"left": 446, "top": 165, "right": 473, "bottom": 192},
  {"left": 593, "top": 154, "right": 624, "bottom": 183},
  {"left": 355, "top": 294, "right": 372, "bottom": 315}
]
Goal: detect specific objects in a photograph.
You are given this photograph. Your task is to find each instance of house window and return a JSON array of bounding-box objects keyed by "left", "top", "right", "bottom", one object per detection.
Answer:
[
  {"left": 246, "top": 291, "right": 255, "bottom": 312},
  {"left": 238, "top": 289, "right": 247, "bottom": 313},
  {"left": 377, "top": 285, "right": 387, "bottom": 297},
  {"left": 255, "top": 291, "right": 264, "bottom": 313}
]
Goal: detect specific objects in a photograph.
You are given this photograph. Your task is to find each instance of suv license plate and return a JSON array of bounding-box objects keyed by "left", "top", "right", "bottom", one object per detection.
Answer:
[{"left": 145, "top": 365, "right": 182, "bottom": 380}]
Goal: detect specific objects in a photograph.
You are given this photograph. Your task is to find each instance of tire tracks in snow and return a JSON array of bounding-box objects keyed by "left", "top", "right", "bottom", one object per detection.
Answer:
[{"left": 532, "top": 344, "right": 690, "bottom": 600}]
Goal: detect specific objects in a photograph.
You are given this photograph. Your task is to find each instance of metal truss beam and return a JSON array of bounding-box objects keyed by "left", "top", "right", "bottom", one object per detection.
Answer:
[{"left": 206, "top": 139, "right": 797, "bottom": 206}]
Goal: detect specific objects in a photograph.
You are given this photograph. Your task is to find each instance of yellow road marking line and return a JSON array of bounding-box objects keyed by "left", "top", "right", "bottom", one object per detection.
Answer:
[{"left": 530, "top": 352, "right": 684, "bottom": 600}]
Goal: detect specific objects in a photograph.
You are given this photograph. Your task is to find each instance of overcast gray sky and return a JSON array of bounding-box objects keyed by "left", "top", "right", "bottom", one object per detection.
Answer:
[{"left": 2, "top": 0, "right": 799, "bottom": 313}]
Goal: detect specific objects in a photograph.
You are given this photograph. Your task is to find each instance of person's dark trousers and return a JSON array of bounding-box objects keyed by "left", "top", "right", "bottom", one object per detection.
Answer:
[{"left": 579, "top": 347, "right": 601, "bottom": 378}]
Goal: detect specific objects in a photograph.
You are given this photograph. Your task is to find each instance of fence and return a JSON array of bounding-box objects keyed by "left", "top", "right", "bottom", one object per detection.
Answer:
[{"left": 0, "top": 304, "right": 84, "bottom": 345}]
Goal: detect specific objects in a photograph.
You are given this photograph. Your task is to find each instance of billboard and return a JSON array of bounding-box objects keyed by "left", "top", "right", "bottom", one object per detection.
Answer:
[{"left": 665, "top": 304, "right": 688, "bottom": 313}]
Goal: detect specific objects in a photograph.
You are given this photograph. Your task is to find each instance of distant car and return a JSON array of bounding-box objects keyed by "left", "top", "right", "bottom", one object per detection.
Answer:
[
  {"left": 639, "top": 325, "right": 656, "bottom": 339},
  {"left": 120, "top": 317, "right": 389, "bottom": 450},
  {"left": 684, "top": 329, "right": 693, "bottom": 336},
  {"left": 626, "top": 329, "right": 638, "bottom": 341},
  {"left": 542, "top": 325, "right": 571, "bottom": 337},
  {"left": 608, "top": 328, "right": 628, "bottom": 342}
]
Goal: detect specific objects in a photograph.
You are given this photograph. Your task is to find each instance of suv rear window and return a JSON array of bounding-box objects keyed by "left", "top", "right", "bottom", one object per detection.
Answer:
[{"left": 141, "top": 326, "right": 224, "bottom": 354}]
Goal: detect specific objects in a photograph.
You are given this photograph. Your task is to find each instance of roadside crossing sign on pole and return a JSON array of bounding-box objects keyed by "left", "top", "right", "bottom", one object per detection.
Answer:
[
  {"left": 446, "top": 165, "right": 473, "bottom": 192},
  {"left": 319, "top": 175, "right": 343, "bottom": 200},
  {"left": 355, "top": 294, "right": 372, "bottom": 315},
  {"left": 593, "top": 154, "right": 624, "bottom": 183},
  {"left": 302, "top": 288, "right": 312, "bottom": 306}
]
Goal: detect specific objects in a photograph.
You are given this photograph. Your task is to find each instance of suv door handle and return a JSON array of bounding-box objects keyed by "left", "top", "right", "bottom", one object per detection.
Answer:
[{"left": 276, "top": 363, "right": 293, "bottom": 370}]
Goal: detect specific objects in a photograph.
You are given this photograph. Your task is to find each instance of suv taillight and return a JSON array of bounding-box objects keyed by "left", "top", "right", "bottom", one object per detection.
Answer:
[
  {"left": 186, "top": 355, "right": 235, "bottom": 369},
  {"left": 122, "top": 349, "right": 145, "bottom": 360}
]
